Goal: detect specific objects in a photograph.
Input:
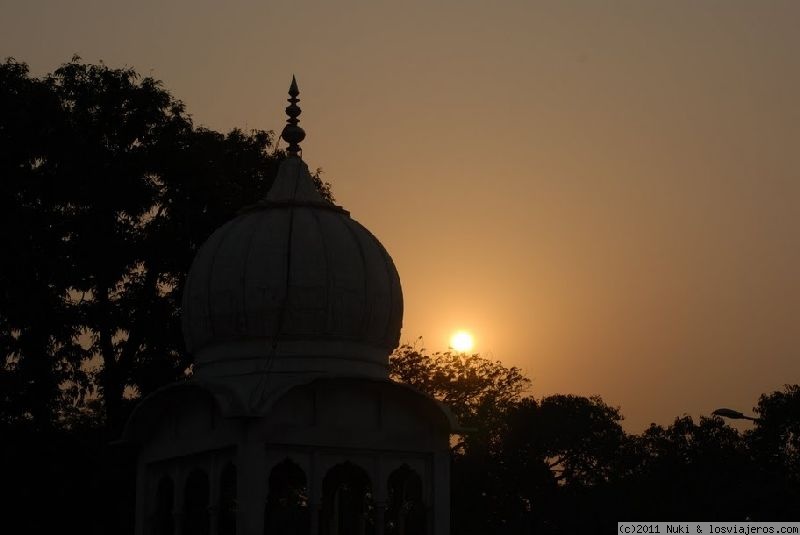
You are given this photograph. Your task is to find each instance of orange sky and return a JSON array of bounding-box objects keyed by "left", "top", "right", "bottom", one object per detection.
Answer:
[{"left": 4, "top": 0, "right": 799, "bottom": 431}]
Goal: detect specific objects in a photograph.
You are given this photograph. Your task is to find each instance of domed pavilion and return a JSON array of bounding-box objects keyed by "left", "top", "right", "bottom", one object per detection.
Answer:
[{"left": 123, "top": 78, "right": 456, "bottom": 535}]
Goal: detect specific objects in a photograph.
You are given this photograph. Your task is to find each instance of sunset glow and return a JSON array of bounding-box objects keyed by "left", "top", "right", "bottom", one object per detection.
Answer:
[
  {"left": 4, "top": 1, "right": 798, "bottom": 432},
  {"left": 450, "top": 331, "right": 475, "bottom": 353}
]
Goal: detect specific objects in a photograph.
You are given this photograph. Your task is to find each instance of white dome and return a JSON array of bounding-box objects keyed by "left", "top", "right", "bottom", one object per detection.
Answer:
[{"left": 181, "top": 156, "right": 403, "bottom": 381}]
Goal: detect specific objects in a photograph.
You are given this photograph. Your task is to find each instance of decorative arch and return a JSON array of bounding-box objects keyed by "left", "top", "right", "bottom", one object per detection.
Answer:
[
  {"left": 152, "top": 475, "right": 174, "bottom": 535},
  {"left": 321, "top": 462, "right": 374, "bottom": 535},
  {"left": 122, "top": 381, "right": 245, "bottom": 444},
  {"left": 264, "top": 458, "right": 310, "bottom": 535},
  {"left": 218, "top": 462, "right": 237, "bottom": 535},
  {"left": 386, "top": 465, "right": 426, "bottom": 535},
  {"left": 184, "top": 468, "right": 210, "bottom": 535}
]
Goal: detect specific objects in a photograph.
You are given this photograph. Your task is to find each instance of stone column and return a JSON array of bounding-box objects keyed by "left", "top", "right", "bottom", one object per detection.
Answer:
[
  {"left": 309, "top": 451, "right": 322, "bottom": 535},
  {"left": 238, "top": 436, "right": 266, "bottom": 535},
  {"left": 208, "top": 505, "right": 220, "bottom": 535},
  {"left": 174, "top": 512, "right": 186, "bottom": 535},
  {"left": 308, "top": 502, "right": 322, "bottom": 535},
  {"left": 134, "top": 461, "right": 148, "bottom": 535},
  {"left": 174, "top": 467, "right": 186, "bottom": 535},
  {"left": 374, "top": 501, "right": 387, "bottom": 535},
  {"left": 372, "top": 457, "right": 386, "bottom": 535},
  {"left": 209, "top": 459, "right": 220, "bottom": 535},
  {"left": 432, "top": 451, "right": 450, "bottom": 535},
  {"left": 307, "top": 451, "right": 323, "bottom": 535}
]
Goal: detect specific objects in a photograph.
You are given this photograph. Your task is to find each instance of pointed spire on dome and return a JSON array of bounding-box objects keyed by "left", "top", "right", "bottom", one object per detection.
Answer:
[
  {"left": 263, "top": 78, "right": 340, "bottom": 208},
  {"left": 281, "top": 75, "right": 305, "bottom": 157}
]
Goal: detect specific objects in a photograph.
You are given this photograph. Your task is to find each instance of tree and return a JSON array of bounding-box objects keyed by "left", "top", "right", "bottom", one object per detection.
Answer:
[
  {"left": 501, "top": 395, "right": 626, "bottom": 487},
  {"left": 614, "top": 415, "right": 755, "bottom": 522},
  {"left": 745, "top": 385, "right": 800, "bottom": 519},
  {"left": 488, "top": 395, "right": 626, "bottom": 534},
  {"left": 0, "top": 57, "right": 333, "bottom": 432},
  {"left": 748, "top": 384, "right": 800, "bottom": 480},
  {"left": 389, "top": 343, "right": 533, "bottom": 534},
  {"left": 389, "top": 342, "right": 530, "bottom": 452}
]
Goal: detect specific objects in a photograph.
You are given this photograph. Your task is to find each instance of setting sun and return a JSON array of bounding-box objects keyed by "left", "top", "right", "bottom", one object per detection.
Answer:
[{"left": 450, "top": 330, "right": 475, "bottom": 353}]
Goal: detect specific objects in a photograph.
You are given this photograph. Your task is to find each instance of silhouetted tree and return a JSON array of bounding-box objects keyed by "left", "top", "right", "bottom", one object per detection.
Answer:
[
  {"left": 0, "top": 58, "right": 82, "bottom": 429},
  {"left": 1, "top": 56, "right": 331, "bottom": 535},
  {"left": 389, "top": 342, "right": 530, "bottom": 452},
  {"left": 618, "top": 415, "right": 754, "bottom": 521},
  {"left": 502, "top": 395, "right": 626, "bottom": 487},
  {"left": 390, "top": 346, "right": 635, "bottom": 534},
  {"left": 390, "top": 344, "right": 532, "bottom": 534},
  {"left": 745, "top": 385, "right": 800, "bottom": 519},
  {"left": 748, "top": 384, "right": 800, "bottom": 480},
  {"left": 485, "top": 395, "right": 626, "bottom": 534},
  {"left": 0, "top": 57, "right": 332, "bottom": 433}
]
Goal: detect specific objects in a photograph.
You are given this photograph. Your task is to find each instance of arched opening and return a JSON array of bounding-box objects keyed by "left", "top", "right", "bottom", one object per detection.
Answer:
[
  {"left": 184, "top": 469, "right": 210, "bottom": 535},
  {"left": 264, "top": 458, "right": 309, "bottom": 535},
  {"left": 321, "top": 462, "right": 374, "bottom": 535},
  {"left": 386, "top": 465, "right": 426, "bottom": 535},
  {"left": 218, "top": 462, "right": 237, "bottom": 535},
  {"left": 153, "top": 475, "right": 174, "bottom": 535}
]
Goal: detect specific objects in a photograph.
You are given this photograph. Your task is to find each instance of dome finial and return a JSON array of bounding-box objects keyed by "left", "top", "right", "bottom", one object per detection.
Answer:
[{"left": 281, "top": 75, "right": 305, "bottom": 157}]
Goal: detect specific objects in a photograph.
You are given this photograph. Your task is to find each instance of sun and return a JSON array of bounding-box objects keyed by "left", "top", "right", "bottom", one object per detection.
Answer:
[{"left": 450, "top": 330, "right": 475, "bottom": 353}]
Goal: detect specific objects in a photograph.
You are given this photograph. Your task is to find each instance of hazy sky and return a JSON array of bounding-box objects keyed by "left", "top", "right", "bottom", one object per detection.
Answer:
[{"left": 3, "top": 0, "right": 798, "bottom": 431}]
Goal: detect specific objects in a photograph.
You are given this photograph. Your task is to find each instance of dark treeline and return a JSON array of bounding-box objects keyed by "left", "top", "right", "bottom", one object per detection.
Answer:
[
  {"left": 2, "top": 58, "right": 798, "bottom": 533},
  {"left": 390, "top": 345, "right": 800, "bottom": 533}
]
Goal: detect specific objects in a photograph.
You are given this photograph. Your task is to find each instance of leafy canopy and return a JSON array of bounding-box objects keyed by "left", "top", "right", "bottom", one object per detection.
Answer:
[
  {"left": 0, "top": 57, "right": 332, "bottom": 431},
  {"left": 389, "top": 341, "right": 530, "bottom": 451}
]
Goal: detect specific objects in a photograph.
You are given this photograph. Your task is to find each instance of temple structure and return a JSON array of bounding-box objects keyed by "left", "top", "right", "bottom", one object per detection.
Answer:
[{"left": 123, "top": 78, "right": 455, "bottom": 535}]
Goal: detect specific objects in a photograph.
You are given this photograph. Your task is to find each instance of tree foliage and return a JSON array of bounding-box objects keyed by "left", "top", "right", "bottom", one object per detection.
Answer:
[
  {"left": 748, "top": 384, "right": 800, "bottom": 482},
  {"left": 617, "top": 415, "right": 756, "bottom": 521},
  {"left": 389, "top": 344, "right": 800, "bottom": 531},
  {"left": 389, "top": 342, "right": 530, "bottom": 451},
  {"left": 502, "top": 395, "right": 626, "bottom": 486},
  {"left": 0, "top": 57, "right": 332, "bottom": 432}
]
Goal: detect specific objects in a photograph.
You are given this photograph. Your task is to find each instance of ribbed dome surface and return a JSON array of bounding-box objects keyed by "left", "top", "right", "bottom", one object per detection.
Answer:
[{"left": 181, "top": 157, "right": 403, "bottom": 377}]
